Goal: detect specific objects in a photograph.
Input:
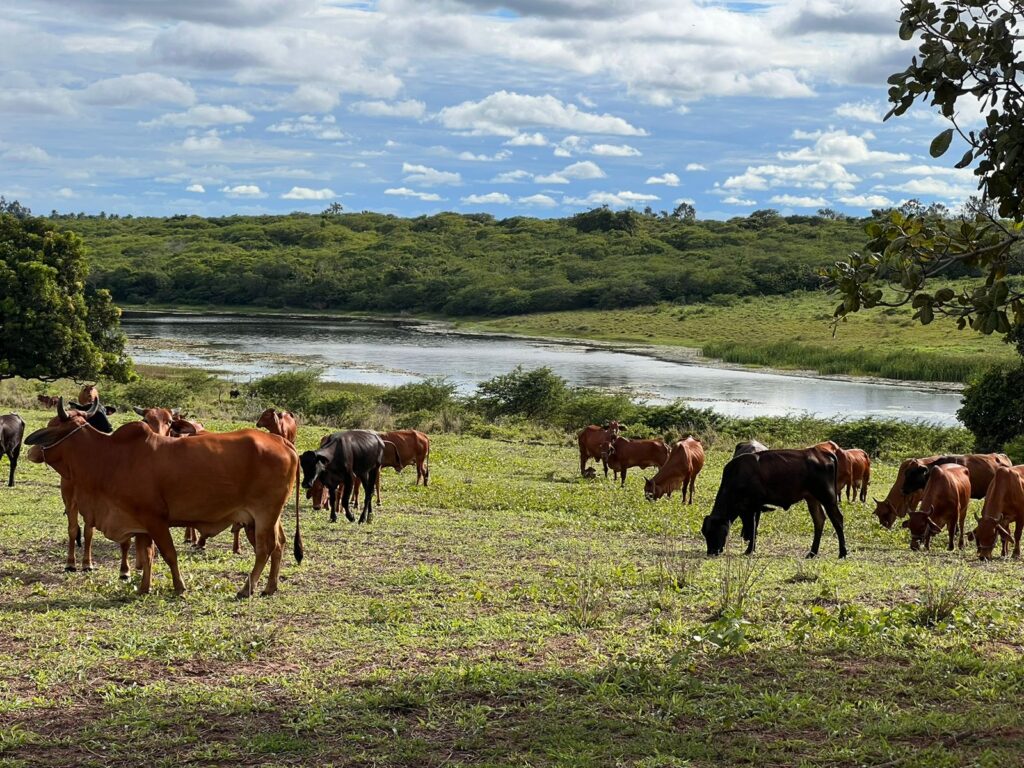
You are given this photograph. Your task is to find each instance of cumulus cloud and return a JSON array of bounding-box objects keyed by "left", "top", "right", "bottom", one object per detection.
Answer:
[
  {"left": 723, "top": 196, "right": 756, "bottom": 205},
  {"left": 590, "top": 143, "right": 641, "bottom": 157},
  {"left": 722, "top": 160, "right": 860, "bottom": 191},
  {"left": 282, "top": 186, "right": 336, "bottom": 200},
  {"left": 34, "top": 0, "right": 316, "bottom": 27},
  {"left": 492, "top": 170, "right": 533, "bottom": 183},
  {"left": 779, "top": 129, "right": 909, "bottom": 164},
  {"left": 80, "top": 73, "right": 195, "bottom": 107},
  {"left": 221, "top": 184, "right": 265, "bottom": 197},
  {"left": 686, "top": 163, "right": 707, "bottom": 171},
  {"left": 838, "top": 193, "right": 893, "bottom": 208},
  {"left": 267, "top": 114, "right": 345, "bottom": 140},
  {"left": 280, "top": 84, "right": 340, "bottom": 113},
  {"left": 436, "top": 91, "right": 646, "bottom": 137},
  {"left": 461, "top": 192, "right": 512, "bottom": 204},
  {"left": 181, "top": 131, "right": 224, "bottom": 151},
  {"left": 535, "top": 160, "right": 606, "bottom": 184},
  {"left": 646, "top": 172, "right": 680, "bottom": 186},
  {"left": 504, "top": 132, "right": 548, "bottom": 147},
  {"left": 185, "top": 183, "right": 205, "bottom": 193},
  {"left": 518, "top": 193, "right": 558, "bottom": 207},
  {"left": 384, "top": 187, "right": 443, "bottom": 201},
  {"left": 1, "top": 145, "right": 52, "bottom": 163},
  {"left": 350, "top": 100, "right": 427, "bottom": 119},
  {"left": 402, "top": 162, "right": 461, "bottom": 185},
  {"left": 769, "top": 194, "right": 828, "bottom": 207},
  {"left": 834, "top": 100, "right": 884, "bottom": 123},
  {"left": 458, "top": 150, "right": 511, "bottom": 162},
  {"left": 564, "top": 190, "right": 659, "bottom": 207},
  {"left": 879, "top": 176, "right": 976, "bottom": 200},
  {"left": 142, "top": 104, "right": 253, "bottom": 127}
]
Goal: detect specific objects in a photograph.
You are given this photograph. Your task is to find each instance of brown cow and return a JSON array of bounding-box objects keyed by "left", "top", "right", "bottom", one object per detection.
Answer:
[
  {"left": 256, "top": 408, "right": 297, "bottom": 444},
  {"left": 842, "top": 448, "right": 871, "bottom": 503},
  {"left": 78, "top": 385, "right": 98, "bottom": 405},
  {"left": 372, "top": 429, "right": 430, "bottom": 503},
  {"left": 577, "top": 422, "right": 620, "bottom": 477},
  {"left": 873, "top": 456, "right": 941, "bottom": 528},
  {"left": 644, "top": 436, "right": 704, "bottom": 503},
  {"left": 37, "top": 394, "right": 61, "bottom": 408},
  {"left": 902, "top": 463, "right": 970, "bottom": 551},
  {"left": 901, "top": 454, "right": 1012, "bottom": 499},
  {"left": 26, "top": 414, "right": 301, "bottom": 597},
  {"left": 603, "top": 436, "right": 669, "bottom": 487},
  {"left": 968, "top": 465, "right": 1024, "bottom": 559}
]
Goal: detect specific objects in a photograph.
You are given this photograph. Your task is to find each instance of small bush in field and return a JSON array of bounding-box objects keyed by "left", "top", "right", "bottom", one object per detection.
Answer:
[
  {"left": 249, "top": 370, "right": 321, "bottom": 411},
  {"left": 381, "top": 377, "right": 457, "bottom": 413},
  {"left": 118, "top": 377, "right": 192, "bottom": 409}
]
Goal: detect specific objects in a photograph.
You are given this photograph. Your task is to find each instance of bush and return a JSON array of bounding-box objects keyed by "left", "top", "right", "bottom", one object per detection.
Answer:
[
  {"left": 249, "top": 370, "right": 321, "bottom": 412},
  {"left": 636, "top": 402, "right": 728, "bottom": 435},
  {"left": 1003, "top": 435, "right": 1024, "bottom": 465},
  {"left": 381, "top": 377, "right": 457, "bottom": 413},
  {"left": 475, "top": 366, "right": 567, "bottom": 422},
  {"left": 957, "top": 364, "right": 1024, "bottom": 452},
  {"left": 118, "top": 377, "right": 192, "bottom": 409},
  {"left": 309, "top": 392, "right": 359, "bottom": 422},
  {"left": 557, "top": 389, "right": 639, "bottom": 431},
  {"left": 827, "top": 418, "right": 972, "bottom": 459}
]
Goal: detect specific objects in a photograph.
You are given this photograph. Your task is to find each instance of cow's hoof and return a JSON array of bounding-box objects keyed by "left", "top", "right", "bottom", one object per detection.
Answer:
[
  {"left": 64, "top": 565, "right": 77, "bottom": 572},
  {"left": 260, "top": 588, "right": 277, "bottom": 597},
  {"left": 805, "top": 551, "right": 818, "bottom": 559},
  {"left": 232, "top": 548, "right": 242, "bottom": 555},
  {"left": 235, "top": 589, "right": 253, "bottom": 600},
  {"left": 119, "top": 572, "right": 129, "bottom": 581},
  {"left": 838, "top": 551, "right": 848, "bottom": 559},
  {"left": 345, "top": 514, "right": 355, "bottom": 523},
  {"left": 83, "top": 564, "right": 96, "bottom": 572}
]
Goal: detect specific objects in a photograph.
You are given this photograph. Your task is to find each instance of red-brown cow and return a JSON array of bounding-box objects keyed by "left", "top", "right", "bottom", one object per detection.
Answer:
[
  {"left": 842, "top": 448, "right": 871, "bottom": 503},
  {"left": 371, "top": 429, "right": 431, "bottom": 503},
  {"left": 902, "top": 463, "right": 970, "bottom": 551},
  {"left": 603, "top": 436, "right": 669, "bottom": 487},
  {"left": 968, "top": 465, "right": 1024, "bottom": 559},
  {"left": 78, "top": 385, "right": 98, "bottom": 405},
  {"left": 256, "top": 408, "right": 297, "bottom": 444},
  {"left": 901, "top": 454, "right": 1012, "bottom": 500},
  {"left": 27, "top": 411, "right": 301, "bottom": 597},
  {"left": 37, "top": 394, "right": 61, "bottom": 408},
  {"left": 577, "top": 422, "right": 620, "bottom": 477},
  {"left": 873, "top": 456, "right": 942, "bottom": 528},
  {"left": 644, "top": 436, "right": 704, "bottom": 503}
]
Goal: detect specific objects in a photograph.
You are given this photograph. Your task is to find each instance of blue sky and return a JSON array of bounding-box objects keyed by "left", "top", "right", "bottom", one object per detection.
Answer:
[{"left": 0, "top": 0, "right": 982, "bottom": 219}]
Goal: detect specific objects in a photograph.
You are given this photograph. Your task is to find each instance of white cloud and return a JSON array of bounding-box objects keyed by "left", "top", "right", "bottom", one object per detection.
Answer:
[
  {"left": 769, "top": 194, "right": 828, "bottom": 207},
  {"left": 221, "top": 184, "right": 265, "bottom": 198},
  {"left": 142, "top": 104, "right": 253, "bottom": 127},
  {"left": 590, "top": 143, "right": 641, "bottom": 157},
  {"left": 181, "top": 131, "right": 224, "bottom": 151},
  {"left": 519, "top": 193, "right": 558, "bottom": 207},
  {"left": 436, "top": 91, "right": 646, "bottom": 137},
  {"left": 492, "top": 169, "right": 533, "bottom": 183},
  {"left": 461, "top": 192, "right": 512, "bottom": 204},
  {"left": 779, "top": 129, "right": 909, "bottom": 164},
  {"left": 646, "top": 172, "right": 680, "bottom": 186},
  {"left": 458, "top": 150, "right": 512, "bottom": 162},
  {"left": 504, "top": 132, "right": 548, "bottom": 147},
  {"left": 722, "top": 161, "right": 860, "bottom": 191},
  {"left": 267, "top": 114, "right": 345, "bottom": 140},
  {"left": 80, "top": 73, "right": 195, "bottom": 107},
  {"left": 834, "top": 100, "right": 884, "bottom": 124},
  {"left": 879, "top": 176, "right": 976, "bottom": 200},
  {"left": 535, "top": 160, "right": 606, "bottom": 184},
  {"left": 281, "top": 186, "right": 336, "bottom": 200},
  {"left": 686, "top": 163, "right": 707, "bottom": 172},
  {"left": 402, "top": 162, "right": 461, "bottom": 185},
  {"left": 838, "top": 194, "right": 893, "bottom": 208},
  {"left": 55, "top": 187, "right": 76, "bottom": 198},
  {"left": 384, "top": 187, "right": 442, "bottom": 201},
  {"left": 723, "top": 196, "right": 756, "bottom": 205},
  {"left": 281, "top": 84, "right": 340, "bottom": 113},
  {"left": 350, "top": 100, "right": 427, "bottom": 119},
  {"left": 564, "top": 190, "right": 659, "bottom": 207},
  {"left": 1, "top": 145, "right": 52, "bottom": 163},
  {"left": 185, "top": 183, "right": 205, "bottom": 193}
]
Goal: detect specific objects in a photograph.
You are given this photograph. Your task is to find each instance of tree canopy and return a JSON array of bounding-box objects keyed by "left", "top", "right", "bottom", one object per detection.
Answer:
[
  {"left": 0, "top": 208, "right": 132, "bottom": 382},
  {"left": 827, "top": 0, "right": 1024, "bottom": 342}
]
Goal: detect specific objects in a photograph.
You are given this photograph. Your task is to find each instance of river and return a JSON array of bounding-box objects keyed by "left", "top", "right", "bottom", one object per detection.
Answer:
[{"left": 122, "top": 313, "right": 964, "bottom": 425}]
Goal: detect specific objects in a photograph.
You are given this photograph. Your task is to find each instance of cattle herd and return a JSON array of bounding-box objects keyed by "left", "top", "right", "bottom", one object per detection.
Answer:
[{"left": 0, "top": 393, "right": 1021, "bottom": 598}]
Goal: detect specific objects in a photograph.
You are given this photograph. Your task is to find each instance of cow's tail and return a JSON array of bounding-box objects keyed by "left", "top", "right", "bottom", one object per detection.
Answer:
[{"left": 293, "top": 463, "right": 304, "bottom": 564}]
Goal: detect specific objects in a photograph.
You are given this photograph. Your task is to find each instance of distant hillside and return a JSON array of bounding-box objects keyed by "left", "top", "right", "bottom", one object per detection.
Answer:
[{"left": 59, "top": 208, "right": 877, "bottom": 316}]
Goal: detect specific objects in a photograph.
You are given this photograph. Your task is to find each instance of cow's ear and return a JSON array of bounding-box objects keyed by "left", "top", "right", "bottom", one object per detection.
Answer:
[{"left": 901, "top": 519, "right": 911, "bottom": 529}]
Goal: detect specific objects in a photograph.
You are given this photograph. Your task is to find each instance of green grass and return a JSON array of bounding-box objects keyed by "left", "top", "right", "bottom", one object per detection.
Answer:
[
  {"left": 462, "top": 292, "right": 1015, "bottom": 383},
  {"left": 2, "top": 408, "right": 1024, "bottom": 766}
]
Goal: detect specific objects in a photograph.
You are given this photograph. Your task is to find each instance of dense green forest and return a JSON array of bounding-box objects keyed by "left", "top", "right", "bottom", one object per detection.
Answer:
[{"left": 54, "top": 208, "right": 882, "bottom": 316}]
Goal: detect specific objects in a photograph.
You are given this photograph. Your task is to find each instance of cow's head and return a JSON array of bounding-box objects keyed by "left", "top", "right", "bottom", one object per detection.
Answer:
[
  {"left": 306, "top": 480, "right": 330, "bottom": 510},
  {"left": 78, "top": 385, "right": 98, "bottom": 404},
  {"left": 701, "top": 515, "right": 728, "bottom": 556},
  {"left": 644, "top": 477, "right": 657, "bottom": 500},
  {"left": 902, "top": 510, "right": 940, "bottom": 551},
  {"left": 299, "top": 449, "right": 329, "bottom": 490},
  {"left": 873, "top": 498, "right": 899, "bottom": 529},
  {"left": 970, "top": 513, "right": 1011, "bottom": 560},
  {"left": 600, "top": 439, "right": 617, "bottom": 461},
  {"left": 256, "top": 408, "right": 281, "bottom": 435},
  {"left": 170, "top": 418, "right": 203, "bottom": 437},
  {"left": 25, "top": 397, "right": 97, "bottom": 462},
  {"left": 901, "top": 462, "right": 931, "bottom": 495},
  {"left": 133, "top": 406, "right": 178, "bottom": 436}
]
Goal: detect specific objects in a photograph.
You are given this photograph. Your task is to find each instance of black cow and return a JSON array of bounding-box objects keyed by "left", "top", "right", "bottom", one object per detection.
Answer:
[
  {"left": 299, "top": 429, "right": 384, "bottom": 524},
  {"left": 702, "top": 447, "right": 846, "bottom": 559},
  {"left": 1, "top": 414, "right": 26, "bottom": 487},
  {"left": 733, "top": 440, "right": 769, "bottom": 458}
]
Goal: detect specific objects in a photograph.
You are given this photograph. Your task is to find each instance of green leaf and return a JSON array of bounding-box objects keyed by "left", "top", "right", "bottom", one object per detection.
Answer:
[
  {"left": 954, "top": 149, "right": 974, "bottom": 169},
  {"left": 930, "top": 128, "right": 954, "bottom": 158}
]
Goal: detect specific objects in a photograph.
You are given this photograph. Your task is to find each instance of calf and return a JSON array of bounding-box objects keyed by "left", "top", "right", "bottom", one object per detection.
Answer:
[
  {"left": 256, "top": 408, "right": 297, "bottom": 444},
  {"left": 300, "top": 430, "right": 384, "bottom": 524},
  {"left": 644, "top": 436, "right": 704, "bottom": 503},
  {"left": 968, "top": 465, "right": 1024, "bottom": 560},
  {"left": 1, "top": 414, "right": 26, "bottom": 487},
  {"left": 602, "top": 436, "right": 669, "bottom": 487},
  {"left": 577, "top": 422, "right": 620, "bottom": 477},
  {"left": 842, "top": 448, "right": 871, "bottom": 503},
  {"left": 902, "top": 463, "right": 970, "bottom": 551},
  {"left": 702, "top": 447, "right": 845, "bottom": 559}
]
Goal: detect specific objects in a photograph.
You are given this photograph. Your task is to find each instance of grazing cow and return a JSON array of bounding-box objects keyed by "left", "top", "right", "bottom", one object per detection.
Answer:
[
  {"left": 902, "top": 463, "right": 971, "bottom": 551},
  {"left": 644, "top": 436, "right": 705, "bottom": 504},
  {"left": 299, "top": 430, "right": 384, "bottom": 525},
  {"left": 733, "top": 440, "right": 769, "bottom": 457},
  {"left": 602, "top": 436, "right": 669, "bottom": 487},
  {"left": 577, "top": 422, "right": 621, "bottom": 477},
  {"left": 901, "top": 454, "right": 1012, "bottom": 500},
  {"left": 372, "top": 429, "right": 431, "bottom": 503},
  {"left": 702, "top": 447, "right": 845, "bottom": 559},
  {"left": 37, "top": 394, "right": 61, "bottom": 408},
  {"left": 842, "top": 448, "right": 872, "bottom": 503},
  {"left": 873, "top": 456, "right": 942, "bottom": 528},
  {"left": 229, "top": 389, "right": 241, "bottom": 399},
  {"left": 256, "top": 408, "right": 297, "bottom": 444},
  {"left": 1, "top": 414, "right": 26, "bottom": 487},
  {"left": 968, "top": 465, "right": 1024, "bottom": 560},
  {"left": 77, "top": 385, "right": 98, "bottom": 405},
  {"left": 26, "top": 412, "right": 301, "bottom": 597}
]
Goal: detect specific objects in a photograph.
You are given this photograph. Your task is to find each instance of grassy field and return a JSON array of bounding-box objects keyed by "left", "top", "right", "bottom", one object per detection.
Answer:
[
  {"left": 1, "top": 409, "right": 1023, "bottom": 766},
  {"left": 463, "top": 292, "right": 1016, "bottom": 383}
]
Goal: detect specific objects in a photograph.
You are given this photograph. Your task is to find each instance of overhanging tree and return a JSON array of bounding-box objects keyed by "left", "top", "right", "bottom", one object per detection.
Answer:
[
  {"left": 0, "top": 208, "right": 133, "bottom": 382},
  {"left": 826, "top": 0, "right": 1024, "bottom": 339}
]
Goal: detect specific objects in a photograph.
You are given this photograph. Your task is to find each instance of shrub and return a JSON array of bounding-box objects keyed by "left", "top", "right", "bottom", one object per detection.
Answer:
[
  {"left": 557, "top": 389, "right": 639, "bottom": 431},
  {"left": 475, "top": 366, "right": 567, "bottom": 422},
  {"left": 957, "top": 364, "right": 1024, "bottom": 452},
  {"left": 380, "top": 377, "right": 457, "bottom": 413},
  {"left": 636, "top": 402, "right": 728, "bottom": 435},
  {"left": 118, "top": 377, "right": 191, "bottom": 409},
  {"left": 249, "top": 370, "right": 321, "bottom": 412},
  {"left": 1003, "top": 435, "right": 1024, "bottom": 465},
  {"left": 309, "top": 392, "right": 359, "bottom": 422}
]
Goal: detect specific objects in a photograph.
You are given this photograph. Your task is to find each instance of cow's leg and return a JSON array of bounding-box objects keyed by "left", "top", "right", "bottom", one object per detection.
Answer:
[
  {"left": 360, "top": 468, "right": 378, "bottom": 524},
  {"left": 352, "top": 476, "right": 361, "bottom": 508},
  {"left": 806, "top": 498, "right": 826, "bottom": 558},
  {"left": 7, "top": 445, "right": 18, "bottom": 487},
  {"left": 1013, "top": 520, "right": 1022, "bottom": 559},
  {"left": 580, "top": 451, "right": 587, "bottom": 476},
  {"left": 821, "top": 494, "right": 847, "bottom": 559},
  {"left": 688, "top": 475, "right": 696, "bottom": 505},
  {"left": 375, "top": 470, "right": 381, "bottom": 506},
  {"left": 65, "top": 509, "right": 79, "bottom": 572},
  {"left": 118, "top": 540, "right": 131, "bottom": 580},
  {"left": 238, "top": 525, "right": 273, "bottom": 599},
  {"left": 149, "top": 526, "right": 186, "bottom": 596},
  {"left": 958, "top": 509, "right": 967, "bottom": 550},
  {"left": 262, "top": 522, "right": 286, "bottom": 597},
  {"left": 620, "top": 467, "right": 627, "bottom": 487},
  {"left": 328, "top": 485, "right": 338, "bottom": 523},
  {"left": 341, "top": 478, "right": 356, "bottom": 523},
  {"left": 82, "top": 523, "right": 95, "bottom": 571},
  {"left": 232, "top": 523, "right": 242, "bottom": 554},
  {"left": 602, "top": 458, "right": 608, "bottom": 479},
  {"left": 742, "top": 511, "right": 757, "bottom": 555},
  {"left": 136, "top": 534, "right": 154, "bottom": 594}
]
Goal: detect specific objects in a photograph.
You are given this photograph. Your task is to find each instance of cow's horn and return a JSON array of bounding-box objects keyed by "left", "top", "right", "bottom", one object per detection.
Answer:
[
  {"left": 133, "top": 406, "right": 146, "bottom": 416},
  {"left": 86, "top": 398, "right": 100, "bottom": 416},
  {"left": 57, "top": 396, "right": 68, "bottom": 421}
]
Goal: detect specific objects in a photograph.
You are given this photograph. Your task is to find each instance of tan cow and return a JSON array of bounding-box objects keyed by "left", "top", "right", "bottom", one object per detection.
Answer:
[
  {"left": 902, "top": 463, "right": 971, "bottom": 551},
  {"left": 577, "top": 422, "right": 620, "bottom": 477},
  {"left": 644, "top": 436, "right": 704, "bottom": 503},
  {"left": 602, "top": 436, "right": 669, "bottom": 487},
  {"left": 256, "top": 408, "right": 297, "bottom": 444},
  {"left": 968, "top": 465, "right": 1024, "bottom": 559}
]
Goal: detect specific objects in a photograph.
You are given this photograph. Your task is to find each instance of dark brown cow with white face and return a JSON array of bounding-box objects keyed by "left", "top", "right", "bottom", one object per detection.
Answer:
[
  {"left": 644, "top": 436, "right": 704, "bottom": 503},
  {"left": 577, "top": 421, "right": 620, "bottom": 477},
  {"left": 968, "top": 465, "right": 1024, "bottom": 560},
  {"left": 602, "top": 436, "right": 669, "bottom": 487},
  {"left": 902, "top": 463, "right": 970, "bottom": 551}
]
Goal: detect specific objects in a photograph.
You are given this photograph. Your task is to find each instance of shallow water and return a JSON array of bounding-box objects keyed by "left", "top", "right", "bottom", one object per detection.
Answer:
[{"left": 123, "top": 313, "right": 964, "bottom": 425}]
